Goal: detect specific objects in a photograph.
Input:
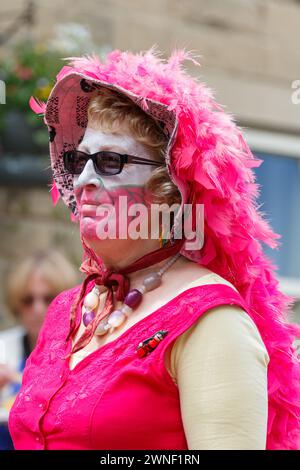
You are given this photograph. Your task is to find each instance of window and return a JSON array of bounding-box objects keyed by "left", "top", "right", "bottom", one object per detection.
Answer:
[{"left": 244, "top": 129, "right": 300, "bottom": 324}]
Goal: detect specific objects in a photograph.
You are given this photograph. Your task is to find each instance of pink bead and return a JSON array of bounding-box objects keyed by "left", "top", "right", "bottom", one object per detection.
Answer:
[
  {"left": 108, "top": 310, "right": 126, "bottom": 327},
  {"left": 143, "top": 272, "right": 161, "bottom": 291},
  {"left": 124, "top": 289, "right": 143, "bottom": 308},
  {"left": 121, "top": 304, "right": 132, "bottom": 316}
]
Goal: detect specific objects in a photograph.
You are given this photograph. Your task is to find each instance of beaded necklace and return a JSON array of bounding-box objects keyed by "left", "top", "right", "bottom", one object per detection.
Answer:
[{"left": 81, "top": 252, "right": 182, "bottom": 336}]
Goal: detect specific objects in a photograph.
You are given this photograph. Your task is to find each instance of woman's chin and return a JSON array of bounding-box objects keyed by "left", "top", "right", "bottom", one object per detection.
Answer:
[{"left": 80, "top": 216, "right": 118, "bottom": 241}]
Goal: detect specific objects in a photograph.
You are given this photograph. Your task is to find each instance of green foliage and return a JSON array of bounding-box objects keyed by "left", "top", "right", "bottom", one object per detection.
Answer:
[
  {"left": 0, "top": 39, "right": 60, "bottom": 111},
  {"left": 0, "top": 38, "right": 62, "bottom": 145},
  {"left": 0, "top": 24, "right": 109, "bottom": 153}
]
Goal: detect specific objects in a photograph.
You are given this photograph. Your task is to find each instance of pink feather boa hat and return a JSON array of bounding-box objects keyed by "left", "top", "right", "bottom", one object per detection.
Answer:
[{"left": 30, "top": 46, "right": 300, "bottom": 449}]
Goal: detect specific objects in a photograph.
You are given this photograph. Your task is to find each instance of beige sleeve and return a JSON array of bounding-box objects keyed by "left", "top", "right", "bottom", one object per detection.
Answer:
[{"left": 169, "top": 273, "right": 270, "bottom": 450}]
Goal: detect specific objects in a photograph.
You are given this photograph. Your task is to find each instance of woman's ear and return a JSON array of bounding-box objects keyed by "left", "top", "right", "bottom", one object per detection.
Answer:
[{"left": 158, "top": 211, "right": 174, "bottom": 248}]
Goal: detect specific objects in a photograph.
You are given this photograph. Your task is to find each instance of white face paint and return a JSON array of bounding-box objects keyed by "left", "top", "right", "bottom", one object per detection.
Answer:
[
  {"left": 73, "top": 127, "right": 155, "bottom": 190},
  {"left": 73, "top": 126, "right": 160, "bottom": 241}
]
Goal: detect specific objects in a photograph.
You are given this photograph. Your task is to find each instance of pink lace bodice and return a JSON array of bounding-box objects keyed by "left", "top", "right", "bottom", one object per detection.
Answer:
[{"left": 8, "top": 281, "right": 250, "bottom": 450}]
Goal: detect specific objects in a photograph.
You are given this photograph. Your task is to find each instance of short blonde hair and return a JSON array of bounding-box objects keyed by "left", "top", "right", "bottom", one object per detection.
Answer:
[
  {"left": 6, "top": 249, "right": 79, "bottom": 317},
  {"left": 87, "top": 90, "right": 181, "bottom": 206}
]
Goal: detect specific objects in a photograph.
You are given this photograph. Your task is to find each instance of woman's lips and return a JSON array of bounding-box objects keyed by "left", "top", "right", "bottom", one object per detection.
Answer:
[
  {"left": 81, "top": 204, "right": 97, "bottom": 215},
  {"left": 80, "top": 201, "right": 112, "bottom": 215}
]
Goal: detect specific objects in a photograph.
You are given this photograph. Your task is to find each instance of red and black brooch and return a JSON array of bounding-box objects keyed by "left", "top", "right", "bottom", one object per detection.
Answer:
[{"left": 136, "top": 330, "right": 169, "bottom": 358}]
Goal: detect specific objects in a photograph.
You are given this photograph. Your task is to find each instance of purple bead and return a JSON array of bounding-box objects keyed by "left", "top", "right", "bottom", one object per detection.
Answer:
[
  {"left": 83, "top": 310, "right": 96, "bottom": 327},
  {"left": 124, "top": 289, "right": 143, "bottom": 309}
]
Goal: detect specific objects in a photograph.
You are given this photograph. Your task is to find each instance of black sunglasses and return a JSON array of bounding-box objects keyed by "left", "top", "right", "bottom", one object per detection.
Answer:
[
  {"left": 63, "top": 150, "right": 164, "bottom": 176},
  {"left": 20, "top": 294, "right": 55, "bottom": 307}
]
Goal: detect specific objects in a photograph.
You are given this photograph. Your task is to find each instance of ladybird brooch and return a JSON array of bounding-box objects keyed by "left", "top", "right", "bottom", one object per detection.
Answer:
[{"left": 136, "top": 330, "right": 168, "bottom": 358}]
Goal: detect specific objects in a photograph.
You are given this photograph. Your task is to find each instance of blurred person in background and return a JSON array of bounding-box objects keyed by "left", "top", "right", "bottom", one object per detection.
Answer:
[{"left": 0, "top": 249, "right": 78, "bottom": 449}]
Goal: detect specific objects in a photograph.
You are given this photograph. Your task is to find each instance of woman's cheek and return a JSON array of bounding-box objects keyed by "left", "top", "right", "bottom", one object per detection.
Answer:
[{"left": 79, "top": 185, "right": 151, "bottom": 241}]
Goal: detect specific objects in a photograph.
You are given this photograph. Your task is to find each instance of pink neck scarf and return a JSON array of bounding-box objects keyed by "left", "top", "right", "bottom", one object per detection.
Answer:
[{"left": 67, "top": 235, "right": 185, "bottom": 355}]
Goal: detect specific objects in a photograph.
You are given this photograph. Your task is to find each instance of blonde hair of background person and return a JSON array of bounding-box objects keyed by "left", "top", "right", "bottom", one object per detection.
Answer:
[
  {"left": 6, "top": 249, "right": 79, "bottom": 320},
  {"left": 0, "top": 249, "right": 79, "bottom": 389}
]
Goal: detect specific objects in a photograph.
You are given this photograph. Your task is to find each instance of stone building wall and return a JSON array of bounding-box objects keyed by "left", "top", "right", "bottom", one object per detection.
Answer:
[{"left": 2, "top": 0, "right": 300, "bottom": 131}]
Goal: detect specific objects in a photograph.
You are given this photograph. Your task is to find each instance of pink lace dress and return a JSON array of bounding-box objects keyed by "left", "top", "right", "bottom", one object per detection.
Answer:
[{"left": 8, "top": 281, "right": 250, "bottom": 450}]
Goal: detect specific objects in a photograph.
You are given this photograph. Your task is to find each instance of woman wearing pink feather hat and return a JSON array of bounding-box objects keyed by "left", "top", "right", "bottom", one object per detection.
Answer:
[{"left": 8, "top": 46, "right": 300, "bottom": 450}]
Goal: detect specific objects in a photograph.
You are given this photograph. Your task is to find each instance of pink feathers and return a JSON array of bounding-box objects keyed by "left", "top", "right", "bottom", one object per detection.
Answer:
[
  {"left": 49, "top": 179, "right": 78, "bottom": 223},
  {"left": 35, "top": 46, "right": 300, "bottom": 449},
  {"left": 29, "top": 96, "right": 46, "bottom": 115},
  {"left": 49, "top": 179, "right": 60, "bottom": 206}
]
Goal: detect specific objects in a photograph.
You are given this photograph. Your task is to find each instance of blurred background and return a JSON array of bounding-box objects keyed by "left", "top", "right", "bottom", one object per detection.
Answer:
[{"left": 0, "top": 0, "right": 299, "bottom": 356}]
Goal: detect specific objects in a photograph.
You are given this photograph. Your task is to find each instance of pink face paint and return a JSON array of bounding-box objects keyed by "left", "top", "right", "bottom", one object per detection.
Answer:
[{"left": 73, "top": 127, "right": 157, "bottom": 241}]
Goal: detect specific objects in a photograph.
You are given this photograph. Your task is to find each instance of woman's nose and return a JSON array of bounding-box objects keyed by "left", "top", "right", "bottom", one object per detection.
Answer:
[{"left": 73, "top": 159, "right": 104, "bottom": 189}]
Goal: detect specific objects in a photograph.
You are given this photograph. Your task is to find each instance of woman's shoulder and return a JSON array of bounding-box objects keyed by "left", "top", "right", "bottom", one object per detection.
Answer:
[
  {"left": 176, "top": 266, "right": 265, "bottom": 349},
  {"left": 174, "top": 261, "right": 239, "bottom": 298},
  {"left": 168, "top": 265, "right": 270, "bottom": 381},
  {"left": 170, "top": 302, "right": 270, "bottom": 385}
]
